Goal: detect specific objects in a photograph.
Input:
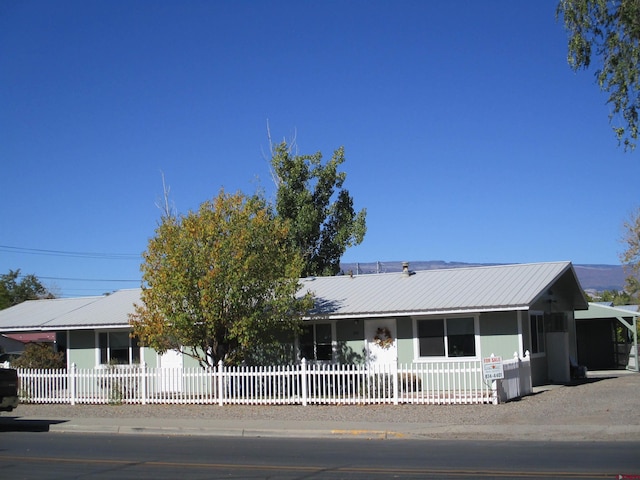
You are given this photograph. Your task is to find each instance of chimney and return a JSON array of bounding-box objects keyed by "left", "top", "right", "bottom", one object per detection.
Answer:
[{"left": 402, "top": 261, "right": 410, "bottom": 276}]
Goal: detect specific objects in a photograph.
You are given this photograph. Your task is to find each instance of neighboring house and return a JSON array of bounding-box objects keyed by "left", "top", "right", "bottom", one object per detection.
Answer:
[
  {"left": 0, "top": 261, "right": 588, "bottom": 386},
  {"left": 0, "top": 334, "right": 25, "bottom": 355},
  {"left": 575, "top": 303, "right": 639, "bottom": 372},
  {"left": 0, "top": 331, "right": 57, "bottom": 363}
]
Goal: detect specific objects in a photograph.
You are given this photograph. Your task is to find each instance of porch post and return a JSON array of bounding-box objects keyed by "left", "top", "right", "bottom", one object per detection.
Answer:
[
  {"left": 633, "top": 316, "right": 639, "bottom": 373},
  {"left": 517, "top": 311, "right": 524, "bottom": 358},
  {"left": 491, "top": 380, "right": 498, "bottom": 405}
]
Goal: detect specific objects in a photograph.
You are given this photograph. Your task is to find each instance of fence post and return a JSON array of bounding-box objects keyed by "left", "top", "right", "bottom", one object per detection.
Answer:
[
  {"left": 392, "top": 362, "right": 399, "bottom": 405},
  {"left": 523, "top": 350, "right": 532, "bottom": 395},
  {"left": 301, "top": 358, "right": 308, "bottom": 406},
  {"left": 69, "top": 363, "right": 77, "bottom": 406},
  {"left": 140, "top": 362, "right": 147, "bottom": 405},
  {"left": 217, "top": 360, "right": 224, "bottom": 406}
]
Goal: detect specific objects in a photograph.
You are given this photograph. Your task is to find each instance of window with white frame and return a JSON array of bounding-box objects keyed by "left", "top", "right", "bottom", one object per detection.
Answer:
[
  {"left": 529, "top": 313, "right": 545, "bottom": 354},
  {"left": 299, "top": 323, "right": 332, "bottom": 361},
  {"left": 98, "top": 331, "right": 141, "bottom": 365},
  {"left": 416, "top": 317, "right": 477, "bottom": 358}
]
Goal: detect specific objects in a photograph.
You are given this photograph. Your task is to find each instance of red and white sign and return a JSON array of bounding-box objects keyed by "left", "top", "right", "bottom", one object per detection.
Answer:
[{"left": 482, "top": 356, "right": 504, "bottom": 380}]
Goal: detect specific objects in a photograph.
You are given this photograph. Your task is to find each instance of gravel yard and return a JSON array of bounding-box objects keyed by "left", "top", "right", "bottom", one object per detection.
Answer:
[{"left": 14, "top": 373, "right": 639, "bottom": 427}]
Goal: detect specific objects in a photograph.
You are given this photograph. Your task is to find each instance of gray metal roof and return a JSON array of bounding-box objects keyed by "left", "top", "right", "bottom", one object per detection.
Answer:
[
  {"left": 575, "top": 303, "right": 640, "bottom": 320},
  {"left": 300, "top": 261, "right": 587, "bottom": 318},
  {"left": 0, "top": 262, "right": 587, "bottom": 331},
  {"left": 0, "top": 289, "right": 141, "bottom": 331}
]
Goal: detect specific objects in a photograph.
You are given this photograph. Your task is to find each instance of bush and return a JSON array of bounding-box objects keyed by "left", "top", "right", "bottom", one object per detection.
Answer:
[{"left": 12, "top": 343, "right": 65, "bottom": 369}]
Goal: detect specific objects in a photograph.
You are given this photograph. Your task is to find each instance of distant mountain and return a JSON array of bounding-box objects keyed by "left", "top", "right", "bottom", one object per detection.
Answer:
[{"left": 339, "top": 261, "right": 626, "bottom": 292}]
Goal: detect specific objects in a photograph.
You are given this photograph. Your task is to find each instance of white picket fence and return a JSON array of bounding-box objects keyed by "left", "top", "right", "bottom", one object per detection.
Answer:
[
  {"left": 497, "top": 352, "right": 533, "bottom": 403},
  {"left": 16, "top": 355, "right": 531, "bottom": 406}
]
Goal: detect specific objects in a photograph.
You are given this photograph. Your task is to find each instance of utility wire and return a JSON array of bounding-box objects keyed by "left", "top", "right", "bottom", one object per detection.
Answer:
[
  {"left": 35, "top": 276, "right": 139, "bottom": 283},
  {"left": 0, "top": 245, "right": 140, "bottom": 260}
]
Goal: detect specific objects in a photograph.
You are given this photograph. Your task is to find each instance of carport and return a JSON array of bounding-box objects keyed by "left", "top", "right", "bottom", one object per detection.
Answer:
[{"left": 575, "top": 303, "right": 639, "bottom": 372}]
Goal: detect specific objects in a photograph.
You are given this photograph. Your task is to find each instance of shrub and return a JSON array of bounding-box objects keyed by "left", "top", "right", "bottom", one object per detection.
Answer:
[{"left": 12, "top": 343, "right": 65, "bottom": 369}]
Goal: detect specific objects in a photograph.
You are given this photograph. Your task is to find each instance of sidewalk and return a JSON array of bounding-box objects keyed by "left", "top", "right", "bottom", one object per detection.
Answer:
[
  {"left": 20, "top": 413, "right": 640, "bottom": 442},
  {"left": 4, "top": 371, "right": 640, "bottom": 442}
]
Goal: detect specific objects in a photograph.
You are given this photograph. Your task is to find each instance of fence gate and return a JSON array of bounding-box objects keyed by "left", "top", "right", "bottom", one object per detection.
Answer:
[{"left": 159, "top": 350, "right": 183, "bottom": 393}]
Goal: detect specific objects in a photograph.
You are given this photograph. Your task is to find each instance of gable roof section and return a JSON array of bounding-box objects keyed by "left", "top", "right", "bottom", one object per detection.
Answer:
[
  {"left": 0, "top": 289, "right": 141, "bottom": 331},
  {"left": 0, "top": 296, "right": 101, "bottom": 331},
  {"left": 0, "top": 262, "right": 588, "bottom": 331},
  {"left": 301, "top": 261, "right": 587, "bottom": 319}
]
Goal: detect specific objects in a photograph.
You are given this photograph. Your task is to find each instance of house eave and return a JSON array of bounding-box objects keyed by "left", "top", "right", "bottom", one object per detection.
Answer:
[
  {"left": 0, "top": 324, "right": 130, "bottom": 333},
  {"left": 305, "top": 305, "right": 530, "bottom": 321}
]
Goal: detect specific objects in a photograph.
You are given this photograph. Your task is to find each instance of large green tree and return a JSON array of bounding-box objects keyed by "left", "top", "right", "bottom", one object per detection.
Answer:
[
  {"left": 270, "top": 141, "right": 367, "bottom": 277},
  {"left": 130, "top": 189, "right": 313, "bottom": 368},
  {"left": 0, "top": 269, "right": 52, "bottom": 310},
  {"left": 557, "top": 0, "right": 640, "bottom": 150}
]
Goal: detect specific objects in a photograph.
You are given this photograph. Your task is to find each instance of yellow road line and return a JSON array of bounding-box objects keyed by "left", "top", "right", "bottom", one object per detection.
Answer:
[{"left": 0, "top": 454, "right": 616, "bottom": 478}]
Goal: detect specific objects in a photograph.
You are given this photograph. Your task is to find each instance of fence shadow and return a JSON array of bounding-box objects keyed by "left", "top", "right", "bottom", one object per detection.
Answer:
[{"left": 0, "top": 416, "right": 67, "bottom": 433}]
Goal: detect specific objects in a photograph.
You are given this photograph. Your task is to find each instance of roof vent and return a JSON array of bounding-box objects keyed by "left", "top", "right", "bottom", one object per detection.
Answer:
[{"left": 402, "top": 261, "right": 410, "bottom": 276}]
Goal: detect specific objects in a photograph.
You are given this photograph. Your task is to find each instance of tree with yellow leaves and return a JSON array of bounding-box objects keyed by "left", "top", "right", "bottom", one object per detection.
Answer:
[{"left": 130, "top": 189, "right": 313, "bottom": 368}]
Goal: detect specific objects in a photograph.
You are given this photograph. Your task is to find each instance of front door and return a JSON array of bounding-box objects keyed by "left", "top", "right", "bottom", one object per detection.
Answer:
[{"left": 364, "top": 318, "right": 398, "bottom": 367}]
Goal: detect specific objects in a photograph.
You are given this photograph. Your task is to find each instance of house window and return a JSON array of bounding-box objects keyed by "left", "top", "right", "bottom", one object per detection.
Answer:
[
  {"left": 417, "top": 317, "right": 476, "bottom": 358},
  {"left": 530, "top": 313, "right": 545, "bottom": 354},
  {"left": 299, "top": 323, "right": 333, "bottom": 361},
  {"left": 98, "top": 331, "right": 140, "bottom": 365}
]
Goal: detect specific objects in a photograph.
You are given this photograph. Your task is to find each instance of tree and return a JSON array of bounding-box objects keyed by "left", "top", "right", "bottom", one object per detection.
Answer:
[
  {"left": 557, "top": 0, "right": 640, "bottom": 150},
  {"left": 0, "top": 269, "right": 52, "bottom": 310},
  {"left": 129, "top": 189, "right": 314, "bottom": 368},
  {"left": 619, "top": 206, "right": 640, "bottom": 301},
  {"left": 12, "top": 343, "right": 65, "bottom": 369},
  {"left": 598, "top": 288, "right": 635, "bottom": 304},
  {"left": 270, "top": 141, "right": 367, "bottom": 277}
]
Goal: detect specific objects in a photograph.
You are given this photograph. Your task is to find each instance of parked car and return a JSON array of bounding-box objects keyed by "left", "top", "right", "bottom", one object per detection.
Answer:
[
  {"left": 0, "top": 352, "right": 22, "bottom": 364},
  {"left": 0, "top": 367, "right": 19, "bottom": 412}
]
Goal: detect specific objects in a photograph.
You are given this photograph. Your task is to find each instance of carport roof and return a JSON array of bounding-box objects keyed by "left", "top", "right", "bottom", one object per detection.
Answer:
[{"left": 575, "top": 303, "right": 640, "bottom": 320}]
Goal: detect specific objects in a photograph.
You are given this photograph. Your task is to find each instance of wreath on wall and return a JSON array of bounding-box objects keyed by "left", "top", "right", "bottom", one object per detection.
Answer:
[{"left": 373, "top": 327, "right": 394, "bottom": 349}]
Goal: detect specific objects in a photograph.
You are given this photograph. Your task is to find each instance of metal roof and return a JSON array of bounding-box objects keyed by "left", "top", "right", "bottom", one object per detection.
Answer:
[
  {"left": 0, "top": 296, "right": 101, "bottom": 331},
  {"left": 575, "top": 303, "right": 640, "bottom": 320},
  {"left": 0, "top": 290, "right": 141, "bottom": 331},
  {"left": 300, "top": 261, "right": 587, "bottom": 318},
  {"left": 0, "top": 262, "right": 587, "bottom": 331}
]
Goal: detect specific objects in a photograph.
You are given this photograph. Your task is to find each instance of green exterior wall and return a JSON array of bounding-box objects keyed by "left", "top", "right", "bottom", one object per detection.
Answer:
[
  {"left": 396, "top": 317, "right": 414, "bottom": 364},
  {"left": 335, "top": 319, "right": 365, "bottom": 363},
  {"left": 182, "top": 353, "right": 201, "bottom": 368},
  {"left": 478, "top": 311, "right": 520, "bottom": 360},
  {"left": 141, "top": 347, "right": 158, "bottom": 367},
  {"left": 68, "top": 330, "right": 96, "bottom": 368}
]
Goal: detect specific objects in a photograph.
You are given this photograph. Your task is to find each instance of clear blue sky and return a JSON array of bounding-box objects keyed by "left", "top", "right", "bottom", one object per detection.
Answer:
[{"left": 1, "top": 1, "right": 638, "bottom": 297}]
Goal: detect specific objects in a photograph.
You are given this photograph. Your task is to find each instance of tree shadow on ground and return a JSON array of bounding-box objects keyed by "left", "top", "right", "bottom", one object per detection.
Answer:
[{"left": 562, "top": 377, "right": 614, "bottom": 387}]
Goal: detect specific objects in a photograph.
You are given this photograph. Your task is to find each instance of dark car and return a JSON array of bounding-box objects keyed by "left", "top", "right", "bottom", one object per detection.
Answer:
[{"left": 0, "top": 352, "right": 22, "bottom": 364}]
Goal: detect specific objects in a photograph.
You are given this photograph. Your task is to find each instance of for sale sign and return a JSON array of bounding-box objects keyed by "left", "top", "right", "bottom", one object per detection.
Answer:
[{"left": 483, "top": 356, "right": 504, "bottom": 380}]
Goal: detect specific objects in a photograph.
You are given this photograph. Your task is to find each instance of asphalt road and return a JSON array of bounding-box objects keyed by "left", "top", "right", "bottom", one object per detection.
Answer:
[{"left": 2, "top": 432, "right": 638, "bottom": 479}]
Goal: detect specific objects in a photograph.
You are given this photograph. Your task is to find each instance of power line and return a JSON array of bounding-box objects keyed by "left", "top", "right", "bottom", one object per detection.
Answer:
[
  {"left": 36, "top": 276, "right": 139, "bottom": 283},
  {"left": 0, "top": 245, "right": 140, "bottom": 260}
]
